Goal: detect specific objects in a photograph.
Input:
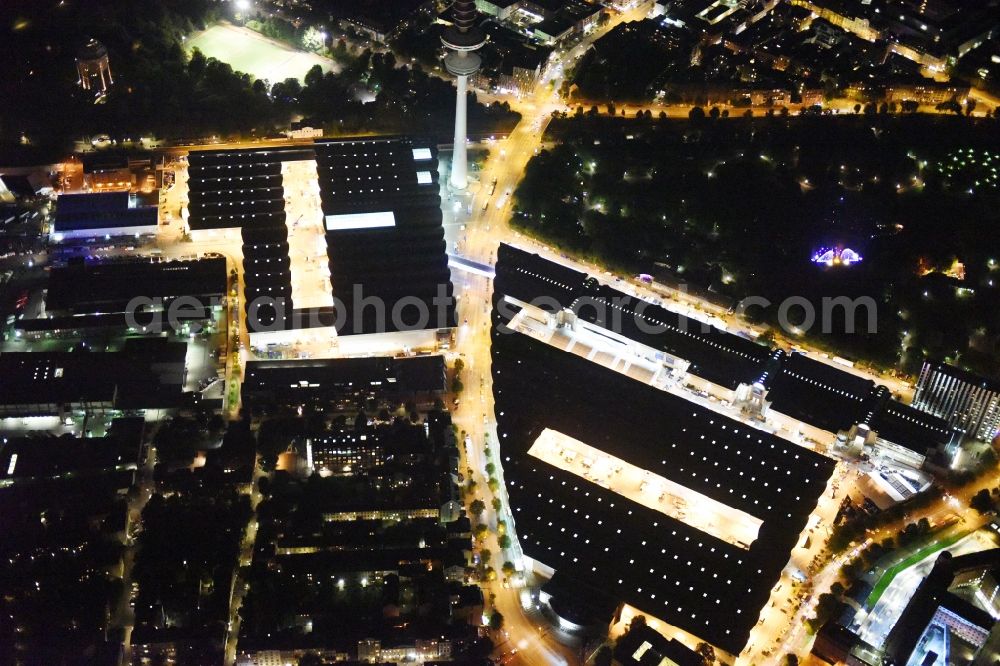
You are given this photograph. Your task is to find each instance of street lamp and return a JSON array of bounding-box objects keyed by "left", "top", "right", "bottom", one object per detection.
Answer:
[{"left": 235, "top": 0, "right": 250, "bottom": 11}]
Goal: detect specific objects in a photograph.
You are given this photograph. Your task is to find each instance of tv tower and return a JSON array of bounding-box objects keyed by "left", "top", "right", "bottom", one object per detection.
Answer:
[{"left": 442, "top": 0, "right": 486, "bottom": 190}]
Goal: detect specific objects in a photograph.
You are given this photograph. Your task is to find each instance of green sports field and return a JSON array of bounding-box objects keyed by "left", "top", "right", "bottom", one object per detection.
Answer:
[{"left": 185, "top": 23, "right": 337, "bottom": 83}]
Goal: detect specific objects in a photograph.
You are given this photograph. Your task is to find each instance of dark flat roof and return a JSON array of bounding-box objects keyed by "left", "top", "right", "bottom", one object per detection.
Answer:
[
  {"left": 494, "top": 243, "right": 587, "bottom": 309},
  {"left": 615, "top": 624, "right": 703, "bottom": 666},
  {"left": 491, "top": 326, "right": 834, "bottom": 653},
  {"left": 394, "top": 355, "right": 449, "bottom": 392},
  {"left": 574, "top": 283, "right": 770, "bottom": 390},
  {"left": 46, "top": 257, "right": 226, "bottom": 313},
  {"left": 81, "top": 154, "right": 129, "bottom": 172},
  {"left": 242, "top": 355, "right": 446, "bottom": 405},
  {"left": 0, "top": 344, "right": 187, "bottom": 414},
  {"left": 186, "top": 147, "right": 293, "bottom": 231},
  {"left": 494, "top": 244, "right": 770, "bottom": 389},
  {"left": 15, "top": 309, "right": 211, "bottom": 333},
  {"left": 274, "top": 545, "right": 465, "bottom": 575},
  {"left": 0, "top": 417, "right": 144, "bottom": 481},
  {"left": 534, "top": 15, "right": 574, "bottom": 37},
  {"left": 0, "top": 351, "right": 118, "bottom": 407},
  {"left": 867, "top": 395, "right": 956, "bottom": 454},
  {"left": 186, "top": 138, "right": 455, "bottom": 334},
  {"left": 54, "top": 192, "right": 126, "bottom": 214},
  {"left": 765, "top": 352, "right": 877, "bottom": 433},
  {"left": 315, "top": 137, "right": 454, "bottom": 335},
  {"left": 0, "top": 174, "right": 38, "bottom": 198},
  {"left": 54, "top": 192, "right": 157, "bottom": 233},
  {"left": 242, "top": 225, "right": 293, "bottom": 333},
  {"left": 0, "top": 468, "right": 134, "bottom": 513},
  {"left": 541, "top": 571, "right": 619, "bottom": 627},
  {"left": 189, "top": 146, "right": 315, "bottom": 165},
  {"left": 54, "top": 207, "right": 157, "bottom": 233}
]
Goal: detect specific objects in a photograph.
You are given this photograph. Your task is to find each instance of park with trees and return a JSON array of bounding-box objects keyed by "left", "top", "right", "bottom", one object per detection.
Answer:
[
  {"left": 513, "top": 110, "right": 1000, "bottom": 376},
  {"left": 0, "top": 0, "right": 519, "bottom": 162}
]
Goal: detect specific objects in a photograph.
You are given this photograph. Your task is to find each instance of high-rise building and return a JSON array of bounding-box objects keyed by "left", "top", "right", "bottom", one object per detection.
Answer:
[
  {"left": 76, "top": 38, "right": 113, "bottom": 96},
  {"left": 912, "top": 360, "right": 1000, "bottom": 442},
  {"left": 442, "top": 0, "right": 486, "bottom": 190},
  {"left": 884, "top": 549, "right": 1000, "bottom": 666}
]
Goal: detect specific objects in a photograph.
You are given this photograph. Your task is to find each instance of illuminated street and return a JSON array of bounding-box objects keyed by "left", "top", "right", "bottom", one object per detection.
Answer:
[
  {"left": 857, "top": 529, "right": 998, "bottom": 647},
  {"left": 4, "top": 0, "right": 1000, "bottom": 664}
]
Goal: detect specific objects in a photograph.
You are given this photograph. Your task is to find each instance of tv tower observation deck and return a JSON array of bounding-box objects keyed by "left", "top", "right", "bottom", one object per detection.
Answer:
[{"left": 442, "top": 0, "right": 487, "bottom": 190}]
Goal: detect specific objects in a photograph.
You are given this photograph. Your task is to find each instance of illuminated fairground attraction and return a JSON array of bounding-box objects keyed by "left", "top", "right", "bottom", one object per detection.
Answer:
[
  {"left": 812, "top": 246, "right": 863, "bottom": 267},
  {"left": 442, "top": 0, "right": 486, "bottom": 190}
]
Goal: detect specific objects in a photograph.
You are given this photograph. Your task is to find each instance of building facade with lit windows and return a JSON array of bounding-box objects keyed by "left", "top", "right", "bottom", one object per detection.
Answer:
[
  {"left": 307, "top": 431, "right": 384, "bottom": 477},
  {"left": 912, "top": 360, "right": 1000, "bottom": 442},
  {"left": 475, "top": 0, "right": 520, "bottom": 20},
  {"left": 357, "top": 638, "right": 451, "bottom": 663},
  {"left": 82, "top": 154, "right": 134, "bottom": 191},
  {"left": 884, "top": 549, "right": 1000, "bottom": 665},
  {"left": 786, "top": 0, "right": 998, "bottom": 71},
  {"left": 885, "top": 83, "right": 972, "bottom": 106}
]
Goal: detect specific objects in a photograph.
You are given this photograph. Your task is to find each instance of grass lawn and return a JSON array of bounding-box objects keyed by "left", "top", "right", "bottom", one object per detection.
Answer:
[
  {"left": 186, "top": 22, "right": 338, "bottom": 83},
  {"left": 865, "top": 529, "right": 968, "bottom": 609}
]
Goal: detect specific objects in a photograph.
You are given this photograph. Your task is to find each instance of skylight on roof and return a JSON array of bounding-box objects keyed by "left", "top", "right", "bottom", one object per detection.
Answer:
[
  {"left": 416, "top": 170, "right": 432, "bottom": 184},
  {"left": 632, "top": 642, "right": 654, "bottom": 662},
  {"left": 324, "top": 211, "right": 396, "bottom": 231},
  {"left": 528, "top": 428, "right": 762, "bottom": 549},
  {"left": 412, "top": 148, "right": 433, "bottom": 161}
]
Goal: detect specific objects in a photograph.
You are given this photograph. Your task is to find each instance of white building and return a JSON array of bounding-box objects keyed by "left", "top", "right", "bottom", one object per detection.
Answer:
[{"left": 913, "top": 360, "right": 1000, "bottom": 442}]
